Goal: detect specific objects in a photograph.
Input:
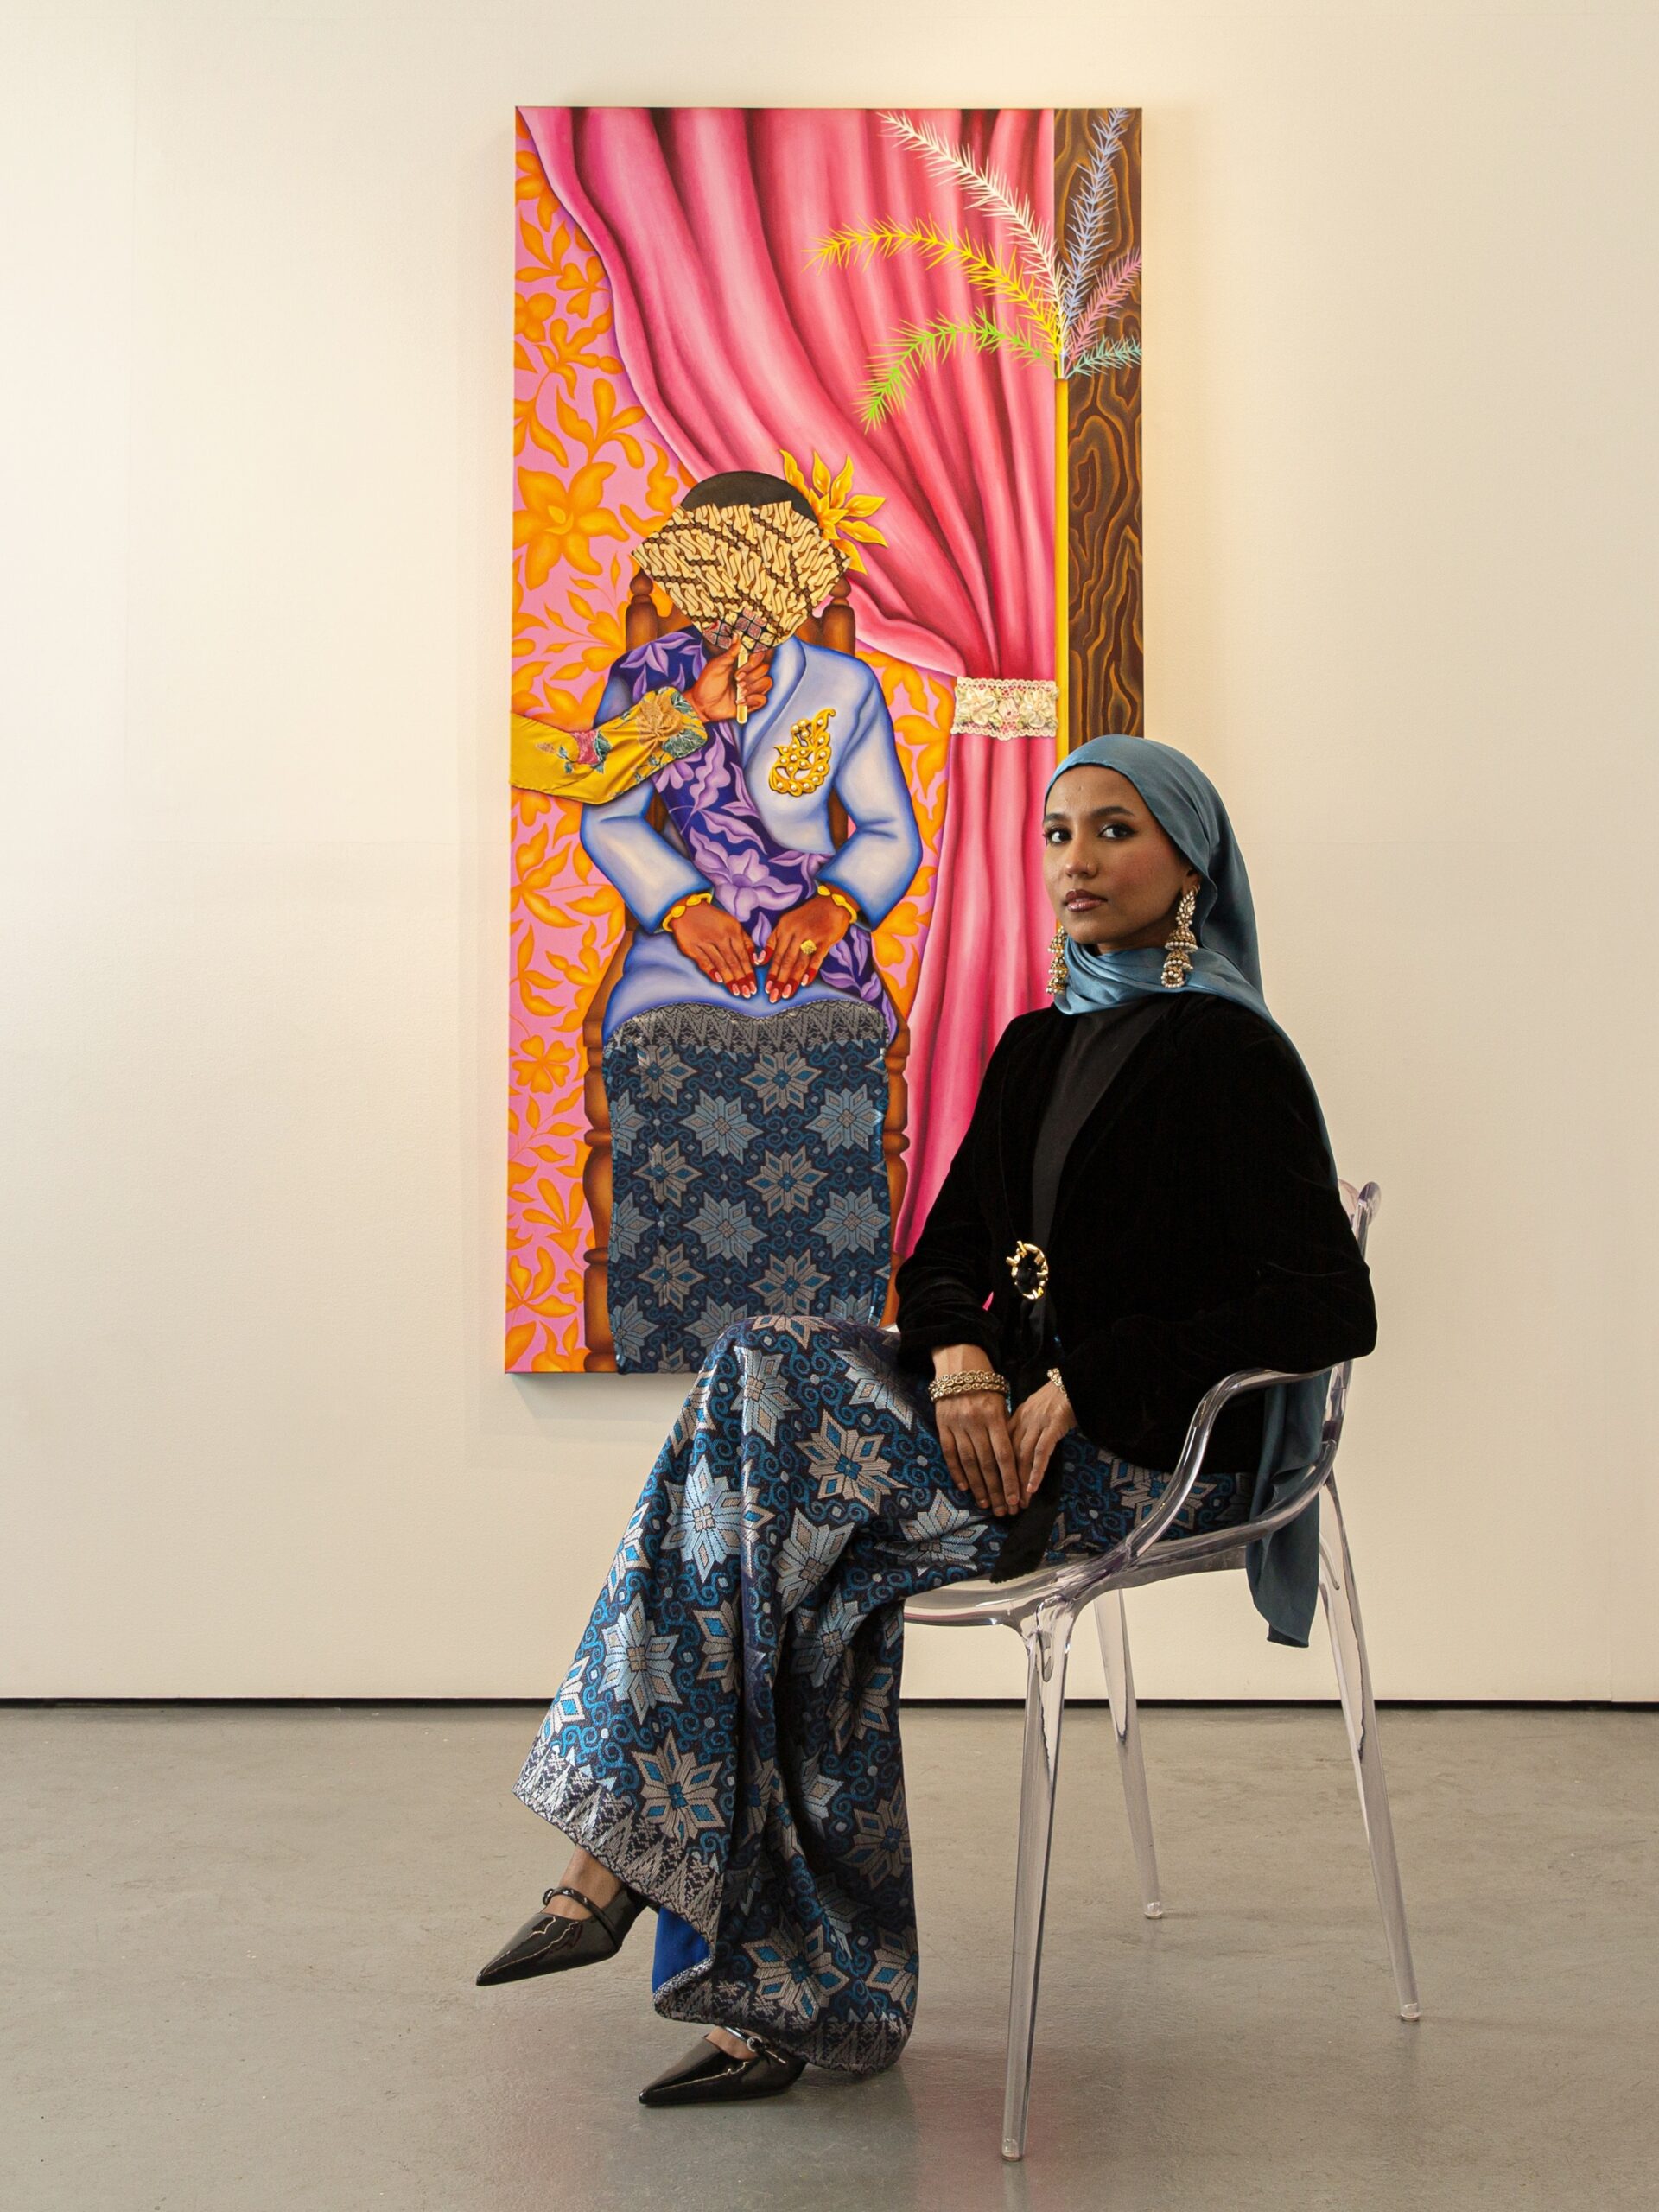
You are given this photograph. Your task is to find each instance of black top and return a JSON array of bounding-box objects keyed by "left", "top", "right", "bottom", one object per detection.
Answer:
[
  {"left": 1028, "top": 1000, "right": 1171, "bottom": 1251},
  {"left": 893, "top": 995, "right": 1376, "bottom": 1480}
]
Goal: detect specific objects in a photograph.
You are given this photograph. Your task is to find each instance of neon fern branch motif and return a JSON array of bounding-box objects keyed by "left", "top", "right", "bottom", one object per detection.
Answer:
[
  {"left": 1059, "top": 108, "right": 1128, "bottom": 326},
  {"left": 811, "top": 219, "right": 1060, "bottom": 349},
  {"left": 861, "top": 313, "right": 1054, "bottom": 428},
  {"left": 875, "top": 112, "right": 1065, "bottom": 308},
  {"left": 1072, "top": 245, "right": 1141, "bottom": 353},
  {"left": 810, "top": 109, "right": 1142, "bottom": 427}
]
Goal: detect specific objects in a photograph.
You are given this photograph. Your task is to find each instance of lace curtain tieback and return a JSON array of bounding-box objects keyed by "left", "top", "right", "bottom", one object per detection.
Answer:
[{"left": 950, "top": 677, "right": 1059, "bottom": 741}]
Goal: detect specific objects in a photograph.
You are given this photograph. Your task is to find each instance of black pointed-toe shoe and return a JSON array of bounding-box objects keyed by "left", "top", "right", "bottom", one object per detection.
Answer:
[
  {"left": 474, "top": 1883, "right": 647, "bottom": 1986},
  {"left": 639, "top": 2031, "right": 806, "bottom": 2108}
]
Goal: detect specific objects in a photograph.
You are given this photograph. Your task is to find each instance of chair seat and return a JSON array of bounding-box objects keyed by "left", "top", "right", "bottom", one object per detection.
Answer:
[
  {"left": 904, "top": 1567, "right": 1061, "bottom": 1627},
  {"left": 904, "top": 1540, "right": 1252, "bottom": 1629}
]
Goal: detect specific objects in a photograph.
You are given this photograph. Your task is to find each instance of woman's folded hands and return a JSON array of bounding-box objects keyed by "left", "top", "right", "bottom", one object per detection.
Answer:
[
  {"left": 930, "top": 1344, "right": 1076, "bottom": 1518},
  {"left": 665, "top": 888, "right": 852, "bottom": 1000}
]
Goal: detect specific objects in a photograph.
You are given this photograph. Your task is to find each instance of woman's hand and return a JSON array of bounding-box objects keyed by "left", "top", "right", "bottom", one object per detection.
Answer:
[
  {"left": 1009, "top": 1375, "right": 1077, "bottom": 1506},
  {"left": 760, "top": 892, "right": 853, "bottom": 1001},
  {"left": 931, "top": 1344, "right": 1020, "bottom": 1517},
  {"left": 686, "top": 642, "right": 773, "bottom": 724},
  {"left": 666, "top": 902, "right": 760, "bottom": 997}
]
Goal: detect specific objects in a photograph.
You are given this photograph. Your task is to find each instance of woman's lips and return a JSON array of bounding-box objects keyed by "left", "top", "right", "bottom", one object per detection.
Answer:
[{"left": 1065, "top": 893, "right": 1103, "bottom": 910}]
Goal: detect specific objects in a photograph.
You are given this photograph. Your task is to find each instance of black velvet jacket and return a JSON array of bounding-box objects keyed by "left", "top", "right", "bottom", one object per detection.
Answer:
[{"left": 893, "top": 995, "right": 1378, "bottom": 1477}]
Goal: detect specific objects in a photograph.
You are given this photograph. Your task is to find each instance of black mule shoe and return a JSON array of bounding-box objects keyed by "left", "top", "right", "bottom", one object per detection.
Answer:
[
  {"left": 474, "top": 1883, "right": 647, "bottom": 1986},
  {"left": 639, "top": 2031, "right": 806, "bottom": 2108}
]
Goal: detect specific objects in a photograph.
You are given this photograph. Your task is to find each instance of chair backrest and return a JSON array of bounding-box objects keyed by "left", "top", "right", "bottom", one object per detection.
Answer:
[
  {"left": 1215, "top": 1175, "right": 1376, "bottom": 1540},
  {"left": 1340, "top": 1175, "right": 1378, "bottom": 1255},
  {"left": 1044, "top": 1177, "right": 1381, "bottom": 1610}
]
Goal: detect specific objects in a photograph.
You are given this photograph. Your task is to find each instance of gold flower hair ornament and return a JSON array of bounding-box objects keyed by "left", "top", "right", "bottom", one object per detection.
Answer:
[
  {"left": 778, "top": 449, "right": 888, "bottom": 574},
  {"left": 632, "top": 499, "right": 851, "bottom": 722}
]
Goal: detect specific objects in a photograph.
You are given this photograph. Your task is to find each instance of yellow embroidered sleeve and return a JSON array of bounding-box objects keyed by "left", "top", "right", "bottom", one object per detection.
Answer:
[{"left": 510, "top": 686, "right": 709, "bottom": 803}]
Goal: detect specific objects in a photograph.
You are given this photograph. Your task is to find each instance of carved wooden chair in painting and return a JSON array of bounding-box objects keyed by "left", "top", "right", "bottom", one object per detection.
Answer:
[{"left": 579, "top": 571, "right": 912, "bottom": 1370}]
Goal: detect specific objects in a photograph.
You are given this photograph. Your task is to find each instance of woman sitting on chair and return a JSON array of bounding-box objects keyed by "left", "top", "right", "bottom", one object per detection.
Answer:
[{"left": 476, "top": 734, "right": 1378, "bottom": 2107}]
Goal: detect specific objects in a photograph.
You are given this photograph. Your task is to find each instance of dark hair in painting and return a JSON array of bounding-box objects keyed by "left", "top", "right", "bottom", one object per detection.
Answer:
[{"left": 683, "top": 470, "right": 817, "bottom": 527}]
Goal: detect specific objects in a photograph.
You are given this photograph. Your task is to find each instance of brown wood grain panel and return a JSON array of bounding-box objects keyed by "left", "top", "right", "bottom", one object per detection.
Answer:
[{"left": 1056, "top": 108, "right": 1143, "bottom": 748}]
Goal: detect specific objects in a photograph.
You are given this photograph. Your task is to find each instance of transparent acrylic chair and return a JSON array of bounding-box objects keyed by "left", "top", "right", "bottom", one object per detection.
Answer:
[{"left": 904, "top": 1180, "right": 1417, "bottom": 2161}]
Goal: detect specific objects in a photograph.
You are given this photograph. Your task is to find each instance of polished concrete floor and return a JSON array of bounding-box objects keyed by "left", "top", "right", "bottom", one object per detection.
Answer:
[{"left": 3, "top": 1703, "right": 1655, "bottom": 2211}]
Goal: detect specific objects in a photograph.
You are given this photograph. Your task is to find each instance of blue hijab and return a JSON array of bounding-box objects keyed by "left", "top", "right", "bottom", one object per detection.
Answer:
[{"left": 1046, "top": 734, "right": 1337, "bottom": 1645}]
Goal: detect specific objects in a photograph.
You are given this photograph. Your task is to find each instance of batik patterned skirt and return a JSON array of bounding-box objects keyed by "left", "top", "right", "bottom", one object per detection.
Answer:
[
  {"left": 513, "top": 1316, "right": 1250, "bottom": 2075},
  {"left": 601, "top": 1000, "right": 891, "bottom": 1372}
]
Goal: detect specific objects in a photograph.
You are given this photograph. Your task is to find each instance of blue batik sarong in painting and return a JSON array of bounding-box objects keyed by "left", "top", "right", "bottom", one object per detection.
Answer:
[
  {"left": 602, "top": 1001, "right": 892, "bottom": 1372},
  {"left": 513, "top": 1315, "right": 1250, "bottom": 2075}
]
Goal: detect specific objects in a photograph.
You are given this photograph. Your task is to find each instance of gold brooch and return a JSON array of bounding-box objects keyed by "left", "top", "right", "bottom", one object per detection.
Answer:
[
  {"left": 1006, "top": 1239, "right": 1050, "bottom": 1301},
  {"left": 768, "top": 707, "right": 836, "bottom": 796}
]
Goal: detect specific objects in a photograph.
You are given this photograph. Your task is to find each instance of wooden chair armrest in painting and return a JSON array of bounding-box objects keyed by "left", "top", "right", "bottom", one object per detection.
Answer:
[{"left": 579, "top": 572, "right": 912, "bottom": 1370}]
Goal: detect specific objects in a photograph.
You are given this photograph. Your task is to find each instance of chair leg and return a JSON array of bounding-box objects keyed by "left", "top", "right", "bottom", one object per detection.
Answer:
[
  {"left": 1318, "top": 1483, "right": 1421, "bottom": 2021},
  {"left": 1001, "top": 1599, "right": 1074, "bottom": 2162},
  {"left": 1094, "top": 1591, "right": 1162, "bottom": 1917}
]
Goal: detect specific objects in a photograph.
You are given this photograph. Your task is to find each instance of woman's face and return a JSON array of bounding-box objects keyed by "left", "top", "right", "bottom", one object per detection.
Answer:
[{"left": 1041, "top": 765, "right": 1203, "bottom": 952}]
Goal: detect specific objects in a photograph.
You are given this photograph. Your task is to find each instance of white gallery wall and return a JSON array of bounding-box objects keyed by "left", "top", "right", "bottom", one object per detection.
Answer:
[{"left": 3, "top": 0, "right": 1655, "bottom": 1701}]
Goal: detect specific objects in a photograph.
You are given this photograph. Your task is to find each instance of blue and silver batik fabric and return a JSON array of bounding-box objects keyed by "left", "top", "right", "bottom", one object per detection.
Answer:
[
  {"left": 513, "top": 1315, "right": 1250, "bottom": 2075},
  {"left": 601, "top": 1001, "right": 892, "bottom": 1372}
]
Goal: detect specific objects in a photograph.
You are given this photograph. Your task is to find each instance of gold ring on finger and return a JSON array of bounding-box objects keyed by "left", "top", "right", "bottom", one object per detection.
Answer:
[{"left": 799, "top": 938, "right": 818, "bottom": 957}]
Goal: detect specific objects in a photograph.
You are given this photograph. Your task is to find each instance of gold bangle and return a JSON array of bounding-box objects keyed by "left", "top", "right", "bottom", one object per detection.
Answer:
[
  {"left": 659, "top": 890, "right": 715, "bottom": 931},
  {"left": 820, "top": 884, "right": 861, "bottom": 925},
  {"left": 927, "top": 1369, "right": 1010, "bottom": 1403},
  {"left": 1047, "top": 1366, "right": 1068, "bottom": 1395}
]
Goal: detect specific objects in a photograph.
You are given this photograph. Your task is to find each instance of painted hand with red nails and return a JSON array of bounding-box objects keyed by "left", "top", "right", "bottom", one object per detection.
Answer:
[
  {"left": 758, "top": 889, "right": 854, "bottom": 1002},
  {"left": 664, "top": 900, "right": 762, "bottom": 998}
]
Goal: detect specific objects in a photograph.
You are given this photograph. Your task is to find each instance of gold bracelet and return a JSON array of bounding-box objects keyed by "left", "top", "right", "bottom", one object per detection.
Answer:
[
  {"left": 659, "top": 890, "right": 715, "bottom": 931},
  {"left": 927, "top": 1369, "right": 1010, "bottom": 1402},
  {"left": 1046, "top": 1366, "right": 1066, "bottom": 1394},
  {"left": 820, "top": 884, "right": 862, "bottom": 925}
]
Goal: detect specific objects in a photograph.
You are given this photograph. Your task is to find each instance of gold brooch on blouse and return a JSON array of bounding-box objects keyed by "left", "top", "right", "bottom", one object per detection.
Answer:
[
  {"left": 1007, "top": 1239, "right": 1050, "bottom": 1301},
  {"left": 768, "top": 707, "right": 836, "bottom": 796}
]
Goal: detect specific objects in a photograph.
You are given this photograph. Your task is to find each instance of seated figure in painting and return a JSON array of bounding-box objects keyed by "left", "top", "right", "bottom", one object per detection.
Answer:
[
  {"left": 475, "top": 736, "right": 1379, "bottom": 2113},
  {"left": 512, "top": 470, "right": 923, "bottom": 1371}
]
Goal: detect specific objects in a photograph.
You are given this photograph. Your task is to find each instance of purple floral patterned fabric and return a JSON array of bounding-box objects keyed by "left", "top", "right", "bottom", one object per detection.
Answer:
[{"left": 614, "top": 632, "right": 894, "bottom": 1042}]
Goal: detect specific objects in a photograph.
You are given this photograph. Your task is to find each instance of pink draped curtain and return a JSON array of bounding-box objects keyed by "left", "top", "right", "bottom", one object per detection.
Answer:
[{"left": 528, "top": 106, "right": 1057, "bottom": 1252}]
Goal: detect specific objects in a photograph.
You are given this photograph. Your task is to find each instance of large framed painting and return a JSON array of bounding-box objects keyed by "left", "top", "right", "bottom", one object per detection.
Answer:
[{"left": 507, "top": 106, "right": 1142, "bottom": 1372}]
